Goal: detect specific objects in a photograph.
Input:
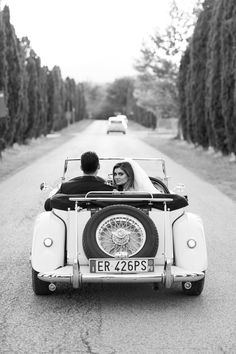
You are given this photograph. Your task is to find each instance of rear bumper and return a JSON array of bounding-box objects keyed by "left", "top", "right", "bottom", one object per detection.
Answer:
[
  {"left": 107, "top": 130, "right": 126, "bottom": 133},
  {"left": 38, "top": 264, "right": 205, "bottom": 288}
]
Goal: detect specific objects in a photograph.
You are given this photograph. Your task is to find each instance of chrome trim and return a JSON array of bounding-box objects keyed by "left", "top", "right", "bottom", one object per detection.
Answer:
[
  {"left": 187, "top": 239, "right": 197, "bottom": 249},
  {"left": 81, "top": 273, "right": 163, "bottom": 283},
  {"left": 38, "top": 267, "right": 73, "bottom": 283},
  {"left": 38, "top": 265, "right": 205, "bottom": 287},
  {"left": 73, "top": 202, "right": 83, "bottom": 288},
  {"left": 65, "top": 157, "right": 167, "bottom": 162},
  {"left": 173, "top": 273, "right": 204, "bottom": 282},
  {"left": 69, "top": 197, "right": 173, "bottom": 202},
  {"left": 163, "top": 259, "right": 173, "bottom": 288},
  {"left": 43, "top": 238, "right": 53, "bottom": 247},
  {"left": 85, "top": 190, "right": 154, "bottom": 198}
]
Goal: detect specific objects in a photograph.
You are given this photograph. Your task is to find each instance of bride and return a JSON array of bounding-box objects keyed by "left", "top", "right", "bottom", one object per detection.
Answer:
[{"left": 112, "top": 158, "right": 157, "bottom": 193}]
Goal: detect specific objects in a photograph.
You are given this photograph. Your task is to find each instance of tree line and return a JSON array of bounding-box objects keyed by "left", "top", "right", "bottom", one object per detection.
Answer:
[
  {"left": 107, "top": 77, "right": 156, "bottom": 129},
  {"left": 0, "top": 6, "right": 86, "bottom": 156},
  {"left": 84, "top": 77, "right": 157, "bottom": 129},
  {"left": 83, "top": 1, "right": 201, "bottom": 131},
  {"left": 3, "top": 0, "right": 235, "bottom": 160},
  {"left": 178, "top": 0, "right": 236, "bottom": 157}
]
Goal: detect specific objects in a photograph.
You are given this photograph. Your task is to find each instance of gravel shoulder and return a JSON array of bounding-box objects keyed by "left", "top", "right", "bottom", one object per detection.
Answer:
[{"left": 1, "top": 119, "right": 236, "bottom": 202}]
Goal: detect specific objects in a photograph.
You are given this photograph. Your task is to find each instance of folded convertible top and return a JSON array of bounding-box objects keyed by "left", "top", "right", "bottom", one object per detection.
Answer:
[{"left": 50, "top": 192, "right": 188, "bottom": 211}]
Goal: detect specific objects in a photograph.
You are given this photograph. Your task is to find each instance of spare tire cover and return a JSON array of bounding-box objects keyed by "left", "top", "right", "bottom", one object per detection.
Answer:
[{"left": 83, "top": 204, "right": 158, "bottom": 259}]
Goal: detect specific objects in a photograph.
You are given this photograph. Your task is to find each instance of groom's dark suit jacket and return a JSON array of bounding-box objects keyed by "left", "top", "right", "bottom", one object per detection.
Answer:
[{"left": 44, "top": 175, "right": 114, "bottom": 211}]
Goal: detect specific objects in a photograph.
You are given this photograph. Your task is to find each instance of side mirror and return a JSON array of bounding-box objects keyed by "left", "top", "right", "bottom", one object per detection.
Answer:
[
  {"left": 106, "top": 173, "right": 114, "bottom": 186},
  {"left": 40, "top": 182, "right": 47, "bottom": 191},
  {"left": 173, "top": 183, "right": 188, "bottom": 200},
  {"left": 40, "top": 181, "right": 60, "bottom": 194}
]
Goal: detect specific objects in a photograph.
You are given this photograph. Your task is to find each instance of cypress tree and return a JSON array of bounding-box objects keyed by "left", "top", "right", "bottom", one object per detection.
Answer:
[
  {"left": 233, "top": 3, "right": 236, "bottom": 156},
  {"left": 65, "top": 77, "right": 76, "bottom": 124},
  {"left": 185, "top": 63, "right": 194, "bottom": 143},
  {"left": 207, "top": 0, "right": 228, "bottom": 153},
  {"left": 178, "top": 47, "right": 190, "bottom": 141},
  {"left": 0, "top": 8, "right": 7, "bottom": 92},
  {"left": 37, "top": 65, "right": 49, "bottom": 137},
  {"left": 190, "top": 1, "right": 213, "bottom": 148},
  {"left": 221, "top": 0, "right": 236, "bottom": 155},
  {"left": 76, "top": 83, "right": 86, "bottom": 121},
  {"left": 3, "top": 6, "right": 22, "bottom": 146},
  {"left": 46, "top": 71, "right": 54, "bottom": 133},
  {"left": 24, "top": 50, "right": 39, "bottom": 139},
  {"left": 51, "top": 66, "right": 66, "bottom": 131},
  {"left": 14, "top": 37, "right": 29, "bottom": 144},
  {"left": 0, "top": 7, "right": 8, "bottom": 153}
]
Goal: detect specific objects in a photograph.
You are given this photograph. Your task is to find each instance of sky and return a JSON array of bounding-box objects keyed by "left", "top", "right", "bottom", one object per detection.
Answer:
[{"left": 1, "top": 0, "right": 197, "bottom": 84}]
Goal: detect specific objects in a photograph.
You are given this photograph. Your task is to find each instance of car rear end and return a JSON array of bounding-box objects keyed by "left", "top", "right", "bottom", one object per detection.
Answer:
[
  {"left": 107, "top": 117, "right": 127, "bottom": 134},
  {"left": 32, "top": 192, "right": 206, "bottom": 296}
]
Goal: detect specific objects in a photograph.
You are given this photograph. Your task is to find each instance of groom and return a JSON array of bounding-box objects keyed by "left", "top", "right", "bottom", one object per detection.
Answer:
[{"left": 44, "top": 151, "right": 115, "bottom": 211}]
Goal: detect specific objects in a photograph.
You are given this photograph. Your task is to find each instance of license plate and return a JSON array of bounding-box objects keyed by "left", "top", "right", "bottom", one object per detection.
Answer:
[{"left": 90, "top": 258, "right": 154, "bottom": 273}]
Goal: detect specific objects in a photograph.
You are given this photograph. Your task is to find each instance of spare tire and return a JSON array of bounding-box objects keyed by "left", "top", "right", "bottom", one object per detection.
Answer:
[{"left": 83, "top": 204, "right": 158, "bottom": 259}]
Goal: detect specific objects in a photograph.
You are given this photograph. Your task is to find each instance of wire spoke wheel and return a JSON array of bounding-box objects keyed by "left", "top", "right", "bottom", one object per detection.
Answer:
[{"left": 96, "top": 214, "right": 146, "bottom": 257}]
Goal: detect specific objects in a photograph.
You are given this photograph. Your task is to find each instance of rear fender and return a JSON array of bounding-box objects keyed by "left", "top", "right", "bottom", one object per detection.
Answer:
[
  {"left": 31, "top": 211, "right": 65, "bottom": 272},
  {"left": 173, "top": 212, "right": 207, "bottom": 271}
]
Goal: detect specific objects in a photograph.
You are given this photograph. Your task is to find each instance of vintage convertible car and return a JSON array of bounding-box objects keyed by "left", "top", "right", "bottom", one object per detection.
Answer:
[{"left": 31, "top": 157, "right": 207, "bottom": 296}]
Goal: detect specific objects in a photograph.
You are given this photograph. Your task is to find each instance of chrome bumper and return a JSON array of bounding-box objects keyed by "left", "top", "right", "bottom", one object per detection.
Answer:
[{"left": 38, "top": 265, "right": 205, "bottom": 288}]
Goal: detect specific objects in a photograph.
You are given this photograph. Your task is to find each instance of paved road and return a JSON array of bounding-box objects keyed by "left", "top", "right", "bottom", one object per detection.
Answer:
[{"left": 0, "top": 121, "right": 235, "bottom": 353}]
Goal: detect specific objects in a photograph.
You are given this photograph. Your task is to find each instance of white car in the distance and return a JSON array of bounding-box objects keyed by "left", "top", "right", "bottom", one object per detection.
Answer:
[
  {"left": 31, "top": 157, "right": 207, "bottom": 296},
  {"left": 107, "top": 116, "right": 127, "bottom": 134}
]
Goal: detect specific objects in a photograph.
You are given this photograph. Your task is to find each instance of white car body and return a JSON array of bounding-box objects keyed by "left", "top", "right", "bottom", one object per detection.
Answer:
[
  {"left": 107, "top": 116, "right": 127, "bottom": 134},
  {"left": 31, "top": 157, "right": 207, "bottom": 296},
  {"left": 116, "top": 114, "right": 128, "bottom": 126}
]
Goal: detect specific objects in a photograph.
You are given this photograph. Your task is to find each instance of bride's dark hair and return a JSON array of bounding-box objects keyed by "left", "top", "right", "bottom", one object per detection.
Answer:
[{"left": 113, "top": 161, "right": 135, "bottom": 190}]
